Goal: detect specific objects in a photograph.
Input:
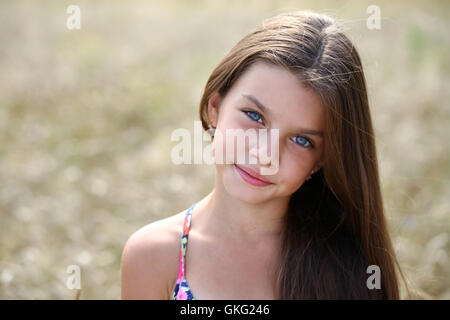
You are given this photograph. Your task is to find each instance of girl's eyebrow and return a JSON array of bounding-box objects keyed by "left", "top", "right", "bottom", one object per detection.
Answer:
[
  {"left": 241, "top": 93, "right": 324, "bottom": 138},
  {"left": 297, "top": 128, "right": 323, "bottom": 137},
  {"left": 242, "top": 93, "right": 269, "bottom": 114}
]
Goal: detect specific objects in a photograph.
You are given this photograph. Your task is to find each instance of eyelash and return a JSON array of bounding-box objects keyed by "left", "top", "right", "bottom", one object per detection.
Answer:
[
  {"left": 243, "top": 109, "right": 264, "bottom": 124},
  {"left": 242, "top": 110, "right": 314, "bottom": 149}
]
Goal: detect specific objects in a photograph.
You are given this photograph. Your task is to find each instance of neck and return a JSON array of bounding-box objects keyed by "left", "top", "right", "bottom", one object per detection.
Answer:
[{"left": 197, "top": 179, "right": 289, "bottom": 246}]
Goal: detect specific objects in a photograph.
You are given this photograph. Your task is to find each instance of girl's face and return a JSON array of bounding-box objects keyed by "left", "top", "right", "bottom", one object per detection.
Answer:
[{"left": 208, "top": 61, "right": 324, "bottom": 204}]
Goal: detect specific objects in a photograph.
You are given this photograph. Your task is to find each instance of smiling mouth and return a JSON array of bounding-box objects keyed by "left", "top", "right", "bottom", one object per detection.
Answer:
[{"left": 234, "top": 164, "right": 273, "bottom": 187}]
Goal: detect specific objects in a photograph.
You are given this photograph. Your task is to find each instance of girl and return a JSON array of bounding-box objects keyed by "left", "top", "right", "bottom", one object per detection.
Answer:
[{"left": 121, "top": 10, "right": 407, "bottom": 299}]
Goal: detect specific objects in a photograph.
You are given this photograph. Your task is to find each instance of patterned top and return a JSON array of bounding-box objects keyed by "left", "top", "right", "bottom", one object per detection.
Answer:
[{"left": 171, "top": 202, "right": 197, "bottom": 300}]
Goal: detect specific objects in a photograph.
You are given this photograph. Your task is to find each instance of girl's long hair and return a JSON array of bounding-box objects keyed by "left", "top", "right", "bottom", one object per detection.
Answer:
[{"left": 198, "top": 11, "right": 408, "bottom": 299}]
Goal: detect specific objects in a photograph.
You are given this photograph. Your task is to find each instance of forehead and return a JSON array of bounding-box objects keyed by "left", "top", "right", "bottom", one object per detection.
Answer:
[{"left": 225, "top": 61, "right": 324, "bottom": 130}]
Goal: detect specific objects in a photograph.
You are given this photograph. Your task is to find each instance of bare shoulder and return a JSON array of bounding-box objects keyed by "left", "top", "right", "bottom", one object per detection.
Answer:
[{"left": 121, "top": 209, "right": 187, "bottom": 299}]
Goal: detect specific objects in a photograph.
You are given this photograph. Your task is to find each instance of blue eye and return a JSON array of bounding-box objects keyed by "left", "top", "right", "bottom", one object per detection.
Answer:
[
  {"left": 291, "top": 135, "right": 313, "bottom": 148},
  {"left": 244, "top": 110, "right": 263, "bottom": 124}
]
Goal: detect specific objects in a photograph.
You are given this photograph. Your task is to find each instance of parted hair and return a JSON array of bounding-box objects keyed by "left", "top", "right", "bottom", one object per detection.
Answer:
[{"left": 199, "top": 11, "right": 408, "bottom": 299}]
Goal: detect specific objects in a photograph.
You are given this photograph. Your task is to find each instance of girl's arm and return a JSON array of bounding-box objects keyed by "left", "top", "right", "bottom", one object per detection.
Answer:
[{"left": 121, "top": 225, "right": 173, "bottom": 299}]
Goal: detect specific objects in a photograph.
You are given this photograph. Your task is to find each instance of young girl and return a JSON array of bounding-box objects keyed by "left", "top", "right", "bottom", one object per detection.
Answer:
[{"left": 121, "top": 10, "right": 407, "bottom": 300}]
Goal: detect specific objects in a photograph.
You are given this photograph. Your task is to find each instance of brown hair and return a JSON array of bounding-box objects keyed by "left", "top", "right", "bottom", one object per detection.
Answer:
[{"left": 199, "top": 11, "right": 408, "bottom": 299}]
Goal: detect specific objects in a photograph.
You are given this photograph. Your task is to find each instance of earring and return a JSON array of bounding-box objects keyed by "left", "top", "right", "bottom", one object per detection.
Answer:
[
  {"left": 306, "top": 170, "right": 314, "bottom": 181},
  {"left": 207, "top": 124, "right": 216, "bottom": 137}
]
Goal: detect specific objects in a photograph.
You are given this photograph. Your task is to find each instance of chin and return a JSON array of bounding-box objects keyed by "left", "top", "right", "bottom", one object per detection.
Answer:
[{"left": 218, "top": 164, "right": 275, "bottom": 204}]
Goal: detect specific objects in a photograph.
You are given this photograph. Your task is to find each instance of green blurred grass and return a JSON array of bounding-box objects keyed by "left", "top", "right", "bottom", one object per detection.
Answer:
[{"left": 0, "top": 0, "right": 448, "bottom": 299}]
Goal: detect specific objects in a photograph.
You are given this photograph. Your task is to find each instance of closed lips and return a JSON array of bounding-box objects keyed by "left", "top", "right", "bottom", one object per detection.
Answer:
[{"left": 234, "top": 164, "right": 272, "bottom": 184}]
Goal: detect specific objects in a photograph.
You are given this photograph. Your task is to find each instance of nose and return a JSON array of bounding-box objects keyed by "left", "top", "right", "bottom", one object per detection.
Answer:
[
  {"left": 249, "top": 128, "right": 277, "bottom": 166},
  {"left": 249, "top": 144, "right": 271, "bottom": 166},
  {"left": 253, "top": 129, "right": 279, "bottom": 175}
]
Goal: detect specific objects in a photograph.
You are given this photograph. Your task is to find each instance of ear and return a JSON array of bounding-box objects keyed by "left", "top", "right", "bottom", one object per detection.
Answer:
[
  {"left": 313, "top": 160, "right": 323, "bottom": 174},
  {"left": 207, "top": 91, "right": 223, "bottom": 128}
]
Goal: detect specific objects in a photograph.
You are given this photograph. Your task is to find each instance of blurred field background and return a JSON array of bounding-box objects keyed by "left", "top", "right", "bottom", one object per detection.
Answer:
[{"left": 0, "top": 0, "right": 448, "bottom": 299}]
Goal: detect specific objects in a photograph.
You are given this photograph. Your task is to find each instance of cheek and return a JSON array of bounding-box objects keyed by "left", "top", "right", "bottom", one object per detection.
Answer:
[
  {"left": 279, "top": 153, "right": 313, "bottom": 190},
  {"left": 214, "top": 112, "right": 256, "bottom": 164},
  {"left": 219, "top": 110, "right": 249, "bottom": 130}
]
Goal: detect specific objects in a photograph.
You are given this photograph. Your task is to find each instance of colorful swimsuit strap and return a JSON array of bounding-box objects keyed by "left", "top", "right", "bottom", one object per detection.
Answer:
[{"left": 172, "top": 202, "right": 197, "bottom": 300}]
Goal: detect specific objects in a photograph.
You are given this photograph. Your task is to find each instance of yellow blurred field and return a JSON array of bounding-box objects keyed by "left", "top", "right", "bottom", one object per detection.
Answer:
[{"left": 0, "top": 0, "right": 448, "bottom": 299}]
